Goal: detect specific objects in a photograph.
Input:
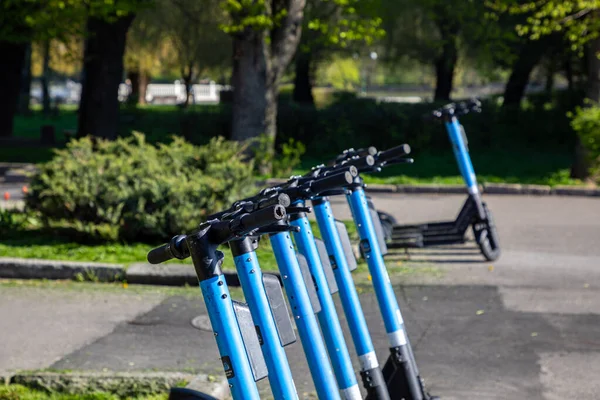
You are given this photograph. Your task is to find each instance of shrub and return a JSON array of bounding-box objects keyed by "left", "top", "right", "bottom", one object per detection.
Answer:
[
  {"left": 569, "top": 104, "right": 600, "bottom": 181},
  {"left": 251, "top": 134, "right": 306, "bottom": 178},
  {"left": 26, "top": 133, "right": 256, "bottom": 241}
]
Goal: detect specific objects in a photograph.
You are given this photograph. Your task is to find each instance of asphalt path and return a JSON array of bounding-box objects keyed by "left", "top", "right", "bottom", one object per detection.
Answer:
[{"left": 1, "top": 192, "right": 599, "bottom": 399}]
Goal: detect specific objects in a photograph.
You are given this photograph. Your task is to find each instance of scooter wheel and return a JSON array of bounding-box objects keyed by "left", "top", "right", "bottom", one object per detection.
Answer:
[
  {"left": 472, "top": 204, "right": 500, "bottom": 262},
  {"left": 377, "top": 211, "right": 396, "bottom": 242}
]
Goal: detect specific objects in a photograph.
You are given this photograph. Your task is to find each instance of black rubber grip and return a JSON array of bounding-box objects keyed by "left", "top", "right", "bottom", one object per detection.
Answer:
[
  {"left": 238, "top": 204, "right": 287, "bottom": 232},
  {"left": 325, "top": 165, "right": 358, "bottom": 178},
  {"left": 147, "top": 234, "right": 188, "bottom": 264},
  {"left": 310, "top": 171, "right": 353, "bottom": 194},
  {"left": 378, "top": 144, "right": 411, "bottom": 163},
  {"left": 258, "top": 193, "right": 291, "bottom": 209},
  {"left": 343, "top": 154, "right": 375, "bottom": 172},
  {"left": 147, "top": 243, "right": 173, "bottom": 264}
]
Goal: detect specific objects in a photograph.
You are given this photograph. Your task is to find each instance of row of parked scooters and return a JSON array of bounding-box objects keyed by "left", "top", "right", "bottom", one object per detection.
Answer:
[{"left": 147, "top": 100, "right": 501, "bottom": 400}]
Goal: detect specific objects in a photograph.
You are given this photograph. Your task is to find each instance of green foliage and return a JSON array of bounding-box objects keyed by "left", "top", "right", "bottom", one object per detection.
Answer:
[
  {"left": 569, "top": 104, "right": 600, "bottom": 180},
  {"left": 26, "top": 133, "right": 256, "bottom": 241},
  {"left": 252, "top": 134, "right": 306, "bottom": 177},
  {"left": 501, "top": 0, "right": 600, "bottom": 53},
  {"left": 318, "top": 57, "right": 361, "bottom": 90},
  {"left": 303, "top": 0, "right": 385, "bottom": 51},
  {"left": 273, "top": 137, "right": 306, "bottom": 177},
  {"left": 278, "top": 90, "right": 582, "bottom": 159},
  {"left": 0, "top": 384, "right": 167, "bottom": 400},
  {"left": 0, "top": 0, "right": 148, "bottom": 43}
]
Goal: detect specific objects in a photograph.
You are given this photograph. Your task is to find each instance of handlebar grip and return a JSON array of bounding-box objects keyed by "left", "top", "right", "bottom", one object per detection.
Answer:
[
  {"left": 147, "top": 235, "right": 188, "bottom": 264},
  {"left": 342, "top": 155, "right": 375, "bottom": 171},
  {"left": 310, "top": 171, "right": 353, "bottom": 194},
  {"left": 377, "top": 144, "right": 411, "bottom": 163},
  {"left": 238, "top": 204, "right": 287, "bottom": 231},
  {"left": 147, "top": 244, "right": 173, "bottom": 264}
]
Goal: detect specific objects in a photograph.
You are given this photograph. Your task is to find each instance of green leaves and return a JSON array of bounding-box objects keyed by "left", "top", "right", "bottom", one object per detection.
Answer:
[
  {"left": 492, "top": 0, "right": 600, "bottom": 54},
  {"left": 26, "top": 134, "right": 257, "bottom": 242}
]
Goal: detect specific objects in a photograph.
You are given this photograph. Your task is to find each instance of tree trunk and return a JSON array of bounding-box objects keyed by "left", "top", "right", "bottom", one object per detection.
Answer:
[
  {"left": 230, "top": 0, "right": 305, "bottom": 174},
  {"left": 564, "top": 56, "right": 574, "bottom": 91},
  {"left": 503, "top": 40, "right": 546, "bottom": 107},
  {"left": 181, "top": 65, "right": 193, "bottom": 108},
  {"left": 0, "top": 40, "right": 27, "bottom": 137},
  {"left": 77, "top": 13, "right": 135, "bottom": 139},
  {"left": 433, "top": 22, "right": 458, "bottom": 101},
  {"left": 42, "top": 39, "right": 52, "bottom": 114},
  {"left": 545, "top": 57, "right": 555, "bottom": 96},
  {"left": 231, "top": 34, "right": 273, "bottom": 142},
  {"left": 570, "top": 35, "right": 600, "bottom": 179},
  {"left": 139, "top": 70, "right": 149, "bottom": 105},
  {"left": 293, "top": 50, "right": 314, "bottom": 105},
  {"left": 17, "top": 43, "right": 32, "bottom": 115},
  {"left": 126, "top": 68, "right": 140, "bottom": 105}
]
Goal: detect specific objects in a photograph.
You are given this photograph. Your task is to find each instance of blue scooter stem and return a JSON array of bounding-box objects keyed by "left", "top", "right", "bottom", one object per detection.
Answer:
[
  {"left": 289, "top": 206, "right": 361, "bottom": 400},
  {"left": 446, "top": 117, "right": 486, "bottom": 219},
  {"left": 269, "top": 231, "right": 341, "bottom": 400},
  {"left": 199, "top": 275, "right": 261, "bottom": 400},
  {"left": 312, "top": 197, "right": 390, "bottom": 400},
  {"left": 346, "top": 186, "right": 424, "bottom": 400},
  {"left": 232, "top": 248, "right": 298, "bottom": 400}
]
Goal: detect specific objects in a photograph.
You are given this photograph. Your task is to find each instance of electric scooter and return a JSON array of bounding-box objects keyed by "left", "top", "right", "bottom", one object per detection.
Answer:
[
  {"left": 239, "top": 168, "right": 387, "bottom": 399},
  {"left": 323, "top": 147, "right": 438, "bottom": 400},
  {"left": 147, "top": 205, "right": 293, "bottom": 400},
  {"left": 376, "top": 99, "right": 501, "bottom": 261}
]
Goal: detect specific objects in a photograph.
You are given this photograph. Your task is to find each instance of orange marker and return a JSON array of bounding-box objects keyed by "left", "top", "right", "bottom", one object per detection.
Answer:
[
  {"left": 3, "top": 192, "right": 10, "bottom": 201},
  {"left": 22, "top": 186, "right": 29, "bottom": 194}
]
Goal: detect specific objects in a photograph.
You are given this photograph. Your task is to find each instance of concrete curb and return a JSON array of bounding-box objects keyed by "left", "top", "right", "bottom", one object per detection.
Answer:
[
  {"left": 259, "top": 179, "right": 600, "bottom": 196},
  {"left": 0, "top": 257, "right": 123, "bottom": 281},
  {"left": 8, "top": 371, "right": 228, "bottom": 399},
  {"left": 0, "top": 258, "right": 257, "bottom": 287}
]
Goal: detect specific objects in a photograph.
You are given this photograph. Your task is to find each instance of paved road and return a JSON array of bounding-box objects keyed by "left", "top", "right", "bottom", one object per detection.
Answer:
[{"left": 1, "top": 193, "right": 599, "bottom": 399}]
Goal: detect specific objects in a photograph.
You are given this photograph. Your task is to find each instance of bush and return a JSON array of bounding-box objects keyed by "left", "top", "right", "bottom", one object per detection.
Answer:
[
  {"left": 26, "top": 133, "right": 256, "bottom": 241},
  {"left": 570, "top": 104, "right": 600, "bottom": 181},
  {"left": 277, "top": 90, "right": 582, "bottom": 159},
  {"left": 251, "top": 134, "right": 306, "bottom": 177}
]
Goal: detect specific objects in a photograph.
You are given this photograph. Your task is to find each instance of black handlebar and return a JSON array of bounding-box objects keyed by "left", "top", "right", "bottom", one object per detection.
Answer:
[
  {"left": 377, "top": 144, "right": 411, "bottom": 163},
  {"left": 428, "top": 98, "right": 482, "bottom": 120},
  {"left": 236, "top": 204, "right": 286, "bottom": 232},
  {"left": 309, "top": 171, "right": 353, "bottom": 194},
  {"left": 147, "top": 204, "right": 287, "bottom": 264},
  {"left": 147, "top": 234, "right": 188, "bottom": 264}
]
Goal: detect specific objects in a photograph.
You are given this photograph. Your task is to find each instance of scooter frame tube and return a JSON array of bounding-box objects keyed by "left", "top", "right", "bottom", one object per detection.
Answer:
[
  {"left": 231, "top": 238, "right": 298, "bottom": 400},
  {"left": 270, "top": 231, "right": 341, "bottom": 400},
  {"left": 445, "top": 116, "right": 485, "bottom": 219},
  {"left": 289, "top": 205, "right": 362, "bottom": 400},
  {"left": 346, "top": 186, "right": 424, "bottom": 400},
  {"left": 199, "top": 276, "right": 261, "bottom": 400},
  {"left": 312, "top": 197, "right": 390, "bottom": 400}
]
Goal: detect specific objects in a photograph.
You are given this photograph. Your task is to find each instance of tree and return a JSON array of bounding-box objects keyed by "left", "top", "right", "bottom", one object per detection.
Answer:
[
  {"left": 494, "top": 1, "right": 600, "bottom": 178},
  {"left": 124, "top": 5, "right": 165, "bottom": 105},
  {"left": 156, "top": 0, "right": 231, "bottom": 108},
  {"left": 222, "top": 0, "right": 306, "bottom": 172},
  {"left": 292, "top": 0, "right": 385, "bottom": 105},
  {"left": 77, "top": 1, "right": 149, "bottom": 139},
  {"left": 380, "top": 0, "right": 486, "bottom": 101},
  {"left": 77, "top": 12, "right": 136, "bottom": 139},
  {"left": 0, "top": 1, "right": 37, "bottom": 137}
]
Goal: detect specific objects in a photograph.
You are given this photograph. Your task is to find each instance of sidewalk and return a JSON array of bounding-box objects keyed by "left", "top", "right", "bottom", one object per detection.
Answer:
[{"left": 2, "top": 279, "right": 599, "bottom": 399}]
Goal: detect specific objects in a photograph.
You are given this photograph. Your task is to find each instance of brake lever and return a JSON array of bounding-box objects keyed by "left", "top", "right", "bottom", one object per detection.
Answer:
[
  {"left": 286, "top": 206, "right": 312, "bottom": 215},
  {"left": 316, "top": 189, "right": 350, "bottom": 197},
  {"left": 253, "top": 224, "right": 300, "bottom": 235}
]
